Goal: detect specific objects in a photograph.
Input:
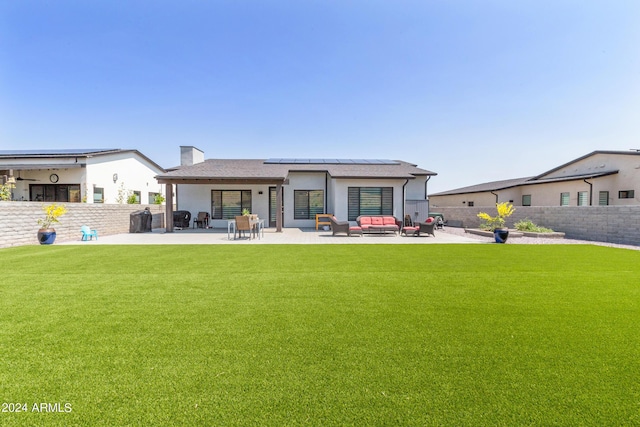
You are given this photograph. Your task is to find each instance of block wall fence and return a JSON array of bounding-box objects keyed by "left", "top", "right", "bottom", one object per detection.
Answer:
[
  {"left": 0, "top": 202, "right": 165, "bottom": 248},
  {"left": 433, "top": 206, "right": 640, "bottom": 246},
  {"left": 2, "top": 202, "right": 640, "bottom": 248}
]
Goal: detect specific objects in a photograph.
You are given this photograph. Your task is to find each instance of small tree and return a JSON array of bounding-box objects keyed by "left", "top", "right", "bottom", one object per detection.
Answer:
[
  {"left": 477, "top": 202, "right": 515, "bottom": 231},
  {"left": 0, "top": 182, "right": 15, "bottom": 201},
  {"left": 116, "top": 182, "right": 127, "bottom": 204}
]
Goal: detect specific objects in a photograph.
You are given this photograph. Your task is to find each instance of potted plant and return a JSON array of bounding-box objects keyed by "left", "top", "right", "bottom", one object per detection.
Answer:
[
  {"left": 37, "top": 204, "right": 68, "bottom": 245},
  {"left": 477, "top": 202, "right": 515, "bottom": 243}
]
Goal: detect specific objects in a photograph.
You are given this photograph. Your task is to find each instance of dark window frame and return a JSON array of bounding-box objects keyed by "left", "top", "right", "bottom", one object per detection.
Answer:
[
  {"left": 618, "top": 190, "right": 635, "bottom": 199},
  {"left": 211, "top": 190, "right": 252, "bottom": 219},
  {"left": 348, "top": 187, "right": 393, "bottom": 221},
  {"left": 294, "top": 190, "right": 324, "bottom": 220}
]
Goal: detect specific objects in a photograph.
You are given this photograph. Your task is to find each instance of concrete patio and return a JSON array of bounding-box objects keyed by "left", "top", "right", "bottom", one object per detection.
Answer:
[{"left": 61, "top": 226, "right": 482, "bottom": 245}]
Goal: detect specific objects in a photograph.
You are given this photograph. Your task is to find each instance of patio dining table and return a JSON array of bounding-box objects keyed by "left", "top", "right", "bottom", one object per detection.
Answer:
[{"left": 227, "top": 218, "right": 265, "bottom": 240}]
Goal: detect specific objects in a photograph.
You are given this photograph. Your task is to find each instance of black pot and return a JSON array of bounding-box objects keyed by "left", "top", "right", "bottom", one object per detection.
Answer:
[
  {"left": 37, "top": 228, "right": 57, "bottom": 245},
  {"left": 493, "top": 228, "right": 509, "bottom": 243}
]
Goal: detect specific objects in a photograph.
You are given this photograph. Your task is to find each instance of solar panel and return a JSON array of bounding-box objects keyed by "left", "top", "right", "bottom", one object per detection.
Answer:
[
  {"left": 265, "top": 158, "right": 399, "bottom": 165},
  {"left": 0, "top": 148, "right": 117, "bottom": 156}
]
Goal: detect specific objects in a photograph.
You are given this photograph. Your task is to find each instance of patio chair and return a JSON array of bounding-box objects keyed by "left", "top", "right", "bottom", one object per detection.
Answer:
[
  {"left": 415, "top": 220, "right": 436, "bottom": 237},
  {"left": 173, "top": 210, "right": 191, "bottom": 229},
  {"left": 329, "top": 216, "right": 350, "bottom": 236},
  {"left": 81, "top": 225, "right": 98, "bottom": 241},
  {"left": 234, "top": 216, "right": 252, "bottom": 239},
  {"left": 194, "top": 211, "right": 209, "bottom": 228}
]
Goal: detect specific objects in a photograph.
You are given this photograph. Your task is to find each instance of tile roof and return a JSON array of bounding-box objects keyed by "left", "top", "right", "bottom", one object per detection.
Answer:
[
  {"left": 431, "top": 170, "right": 619, "bottom": 196},
  {"left": 158, "top": 159, "right": 435, "bottom": 181}
]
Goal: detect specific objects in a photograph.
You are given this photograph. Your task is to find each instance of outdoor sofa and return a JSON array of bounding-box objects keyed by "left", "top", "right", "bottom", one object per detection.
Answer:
[{"left": 356, "top": 215, "right": 401, "bottom": 235}]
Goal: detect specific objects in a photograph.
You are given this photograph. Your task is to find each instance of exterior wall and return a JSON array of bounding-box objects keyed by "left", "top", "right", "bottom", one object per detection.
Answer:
[
  {"left": 332, "top": 178, "right": 406, "bottom": 221},
  {"left": 3, "top": 152, "right": 165, "bottom": 204},
  {"left": 284, "top": 172, "right": 328, "bottom": 228},
  {"left": 0, "top": 201, "right": 164, "bottom": 248},
  {"left": 176, "top": 183, "right": 272, "bottom": 229},
  {"left": 175, "top": 174, "right": 417, "bottom": 228},
  {"left": 9, "top": 167, "right": 85, "bottom": 202},
  {"left": 405, "top": 176, "right": 429, "bottom": 200},
  {"left": 86, "top": 152, "right": 165, "bottom": 204},
  {"left": 428, "top": 205, "right": 640, "bottom": 246},
  {"left": 431, "top": 153, "right": 640, "bottom": 208}
]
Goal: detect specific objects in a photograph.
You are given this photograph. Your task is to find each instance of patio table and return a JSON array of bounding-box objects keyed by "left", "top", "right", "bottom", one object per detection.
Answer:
[{"left": 226, "top": 219, "right": 236, "bottom": 240}]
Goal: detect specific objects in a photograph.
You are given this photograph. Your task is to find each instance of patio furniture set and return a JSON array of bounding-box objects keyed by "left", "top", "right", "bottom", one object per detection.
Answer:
[{"left": 328, "top": 215, "right": 439, "bottom": 237}]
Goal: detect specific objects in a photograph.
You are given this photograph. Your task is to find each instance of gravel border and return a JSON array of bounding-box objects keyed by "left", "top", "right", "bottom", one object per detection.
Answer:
[{"left": 440, "top": 227, "right": 640, "bottom": 251}]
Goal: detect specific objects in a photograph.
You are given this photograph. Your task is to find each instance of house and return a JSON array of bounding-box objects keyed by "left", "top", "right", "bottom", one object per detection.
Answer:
[
  {"left": 0, "top": 149, "right": 166, "bottom": 204},
  {"left": 156, "top": 146, "right": 437, "bottom": 231},
  {"left": 430, "top": 150, "right": 639, "bottom": 208}
]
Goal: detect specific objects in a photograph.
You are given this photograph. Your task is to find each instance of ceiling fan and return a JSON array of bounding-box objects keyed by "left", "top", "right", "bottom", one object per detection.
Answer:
[{"left": 16, "top": 171, "right": 38, "bottom": 181}]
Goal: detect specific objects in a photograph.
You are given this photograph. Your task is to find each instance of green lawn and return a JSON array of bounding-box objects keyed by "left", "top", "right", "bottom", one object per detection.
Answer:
[{"left": 1, "top": 244, "right": 639, "bottom": 426}]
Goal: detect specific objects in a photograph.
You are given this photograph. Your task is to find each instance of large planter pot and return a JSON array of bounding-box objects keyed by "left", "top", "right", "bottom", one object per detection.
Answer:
[
  {"left": 493, "top": 228, "right": 509, "bottom": 244},
  {"left": 37, "top": 228, "right": 57, "bottom": 245}
]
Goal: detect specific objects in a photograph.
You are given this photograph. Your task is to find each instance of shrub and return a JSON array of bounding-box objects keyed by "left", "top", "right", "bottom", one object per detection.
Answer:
[{"left": 514, "top": 218, "right": 554, "bottom": 233}]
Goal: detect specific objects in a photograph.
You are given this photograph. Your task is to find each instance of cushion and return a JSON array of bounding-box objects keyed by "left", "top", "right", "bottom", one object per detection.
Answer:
[
  {"left": 359, "top": 217, "right": 372, "bottom": 225},
  {"left": 371, "top": 217, "right": 384, "bottom": 225},
  {"left": 426, "top": 217, "right": 435, "bottom": 223},
  {"left": 383, "top": 217, "right": 396, "bottom": 225},
  {"left": 349, "top": 226, "right": 362, "bottom": 230}
]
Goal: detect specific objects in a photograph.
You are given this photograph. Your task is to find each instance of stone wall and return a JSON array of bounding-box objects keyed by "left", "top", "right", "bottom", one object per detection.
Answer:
[
  {"left": 0, "top": 202, "right": 165, "bottom": 248},
  {"left": 433, "top": 206, "right": 640, "bottom": 246}
]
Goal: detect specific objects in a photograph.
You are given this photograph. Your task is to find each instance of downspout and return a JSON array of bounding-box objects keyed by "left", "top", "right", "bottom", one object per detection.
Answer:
[
  {"left": 402, "top": 179, "right": 409, "bottom": 220},
  {"left": 490, "top": 191, "right": 499, "bottom": 204},
  {"left": 325, "top": 173, "right": 329, "bottom": 214},
  {"left": 424, "top": 176, "right": 431, "bottom": 199},
  {"left": 583, "top": 178, "right": 593, "bottom": 205}
]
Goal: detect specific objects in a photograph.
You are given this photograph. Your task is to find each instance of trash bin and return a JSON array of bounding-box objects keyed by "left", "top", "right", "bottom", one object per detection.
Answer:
[{"left": 130, "top": 208, "right": 152, "bottom": 233}]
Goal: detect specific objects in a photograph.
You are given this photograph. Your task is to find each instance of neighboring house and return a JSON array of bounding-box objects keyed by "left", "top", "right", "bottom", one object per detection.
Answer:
[
  {"left": 156, "top": 146, "right": 437, "bottom": 231},
  {"left": 430, "top": 150, "right": 640, "bottom": 208},
  {"left": 0, "top": 149, "right": 166, "bottom": 204}
]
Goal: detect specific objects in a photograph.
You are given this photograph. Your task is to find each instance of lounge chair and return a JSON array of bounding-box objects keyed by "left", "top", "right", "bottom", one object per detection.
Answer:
[
  {"left": 329, "top": 216, "right": 350, "bottom": 236},
  {"left": 416, "top": 220, "right": 436, "bottom": 237}
]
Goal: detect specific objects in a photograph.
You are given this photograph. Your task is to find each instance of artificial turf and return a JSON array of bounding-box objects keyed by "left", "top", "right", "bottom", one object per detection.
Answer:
[{"left": 1, "top": 244, "right": 639, "bottom": 426}]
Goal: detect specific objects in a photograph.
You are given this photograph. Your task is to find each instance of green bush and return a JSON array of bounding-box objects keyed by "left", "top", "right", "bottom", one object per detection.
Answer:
[{"left": 514, "top": 218, "right": 554, "bottom": 233}]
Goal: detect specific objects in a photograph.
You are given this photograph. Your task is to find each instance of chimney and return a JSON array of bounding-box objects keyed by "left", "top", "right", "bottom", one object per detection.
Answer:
[{"left": 180, "top": 146, "right": 204, "bottom": 166}]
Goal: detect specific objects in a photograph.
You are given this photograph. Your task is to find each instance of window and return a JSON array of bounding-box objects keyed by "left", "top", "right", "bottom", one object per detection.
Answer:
[
  {"left": 522, "top": 195, "right": 531, "bottom": 206},
  {"left": 30, "top": 184, "right": 81, "bottom": 203},
  {"left": 577, "top": 191, "right": 588, "bottom": 206},
  {"left": 560, "top": 192, "right": 570, "bottom": 206},
  {"left": 348, "top": 187, "right": 393, "bottom": 221},
  {"left": 132, "top": 191, "right": 141, "bottom": 204},
  {"left": 618, "top": 190, "right": 635, "bottom": 199},
  {"left": 294, "top": 190, "right": 324, "bottom": 220},
  {"left": 148, "top": 192, "right": 160, "bottom": 204},
  {"left": 93, "top": 187, "right": 104, "bottom": 203},
  {"left": 467, "top": 201, "right": 474, "bottom": 207},
  {"left": 211, "top": 190, "right": 252, "bottom": 219},
  {"left": 598, "top": 191, "right": 609, "bottom": 206}
]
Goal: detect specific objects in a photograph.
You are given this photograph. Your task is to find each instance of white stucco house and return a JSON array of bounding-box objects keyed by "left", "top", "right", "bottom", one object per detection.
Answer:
[
  {"left": 430, "top": 150, "right": 640, "bottom": 208},
  {"left": 0, "top": 149, "right": 166, "bottom": 204},
  {"left": 156, "top": 146, "right": 437, "bottom": 231}
]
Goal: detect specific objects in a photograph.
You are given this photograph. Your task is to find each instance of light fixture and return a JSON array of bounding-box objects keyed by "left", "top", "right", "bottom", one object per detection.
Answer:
[{"left": 113, "top": 173, "right": 118, "bottom": 183}]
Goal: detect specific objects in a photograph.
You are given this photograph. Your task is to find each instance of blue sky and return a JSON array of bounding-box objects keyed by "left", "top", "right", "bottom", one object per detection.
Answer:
[{"left": 1, "top": 1, "right": 638, "bottom": 193}]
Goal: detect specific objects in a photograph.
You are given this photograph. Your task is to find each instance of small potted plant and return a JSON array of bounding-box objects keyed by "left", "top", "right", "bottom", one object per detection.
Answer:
[
  {"left": 477, "top": 202, "right": 515, "bottom": 243},
  {"left": 37, "top": 204, "right": 68, "bottom": 245}
]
